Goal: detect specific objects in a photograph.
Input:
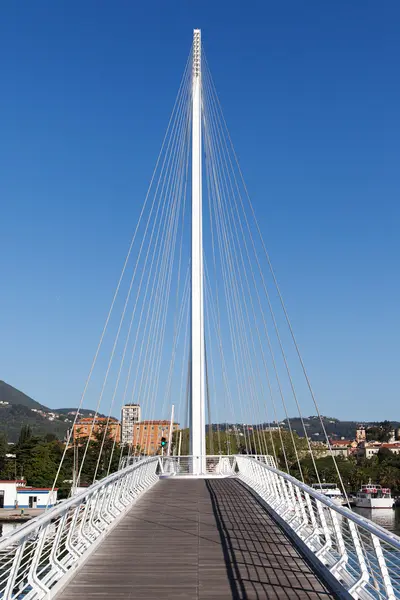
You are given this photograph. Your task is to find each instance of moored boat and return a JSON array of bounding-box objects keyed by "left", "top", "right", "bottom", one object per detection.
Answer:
[
  {"left": 311, "top": 483, "right": 346, "bottom": 506},
  {"left": 354, "top": 483, "right": 393, "bottom": 509}
]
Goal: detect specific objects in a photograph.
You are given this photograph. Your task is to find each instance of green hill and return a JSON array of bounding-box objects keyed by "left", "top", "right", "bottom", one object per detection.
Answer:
[
  {"left": 0, "top": 380, "right": 47, "bottom": 411},
  {"left": 0, "top": 381, "right": 109, "bottom": 442}
]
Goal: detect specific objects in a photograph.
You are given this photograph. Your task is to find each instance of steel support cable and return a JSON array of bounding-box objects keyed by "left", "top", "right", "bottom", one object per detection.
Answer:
[
  {"left": 202, "top": 66, "right": 281, "bottom": 466},
  {"left": 227, "top": 130, "right": 349, "bottom": 495},
  {"left": 204, "top": 141, "right": 249, "bottom": 454},
  {"left": 203, "top": 75, "right": 272, "bottom": 459},
  {"left": 49, "top": 50, "right": 193, "bottom": 499},
  {"left": 79, "top": 63, "right": 192, "bottom": 481},
  {"left": 142, "top": 191, "right": 187, "bottom": 455},
  {"left": 158, "top": 114, "right": 191, "bottom": 423},
  {"left": 204, "top": 276, "right": 237, "bottom": 455},
  {"left": 203, "top": 265, "right": 241, "bottom": 452},
  {"left": 203, "top": 125, "right": 233, "bottom": 455},
  {"left": 216, "top": 183, "right": 267, "bottom": 458},
  {"left": 207, "top": 108, "right": 317, "bottom": 485},
  {"left": 143, "top": 266, "right": 190, "bottom": 456},
  {"left": 204, "top": 296, "right": 223, "bottom": 455},
  {"left": 210, "top": 149, "right": 265, "bottom": 457},
  {"left": 204, "top": 342, "right": 214, "bottom": 455},
  {"left": 136, "top": 130, "right": 189, "bottom": 456},
  {"left": 203, "top": 60, "right": 310, "bottom": 479},
  {"left": 119, "top": 82, "right": 189, "bottom": 419},
  {"left": 204, "top": 121, "right": 252, "bottom": 453},
  {"left": 205, "top": 68, "right": 289, "bottom": 471},
  {"left": 203, "top": 56, "right": 349, "bottom": 494},
  {"left": 118, "top": 96, "right": 190, "bottom": 465},
  {"left": 134, "top": 192, "right": 180, "bottom": 455},
  {"left": 174, "top": 276, "right": 191, "bottom": 455},
  {"left": 113, "top": 71, "right": 193, "bottom": 468},
  {"left": 134, "top": 139, "right": 187, "bottom": 455},
  {"left": 184, "top": 354, "right": 191, "bottom": 431},
  {"left": 169, "top": 95, "right": 191, "bottom": 385},
  {"left": 159, "top": 264, "right": 191, "bottom": 427},
  {"left": 94, "top": 169, "right": 187, "bottom": 479},
  {"left": 123, "top": 85, "right": 190, "bottom": 444},
  {"left": 203, "top": 94, "right": 265, "bottom": 457},
  {"left": 138, "top": 104, "right": 191, "bottom": 454},
  {"left": 204, "top": 145, "right": 237, "bottom": 454},
  {"left": 203, "top": 67, "right": 271, "bottom": 459},
  {"left": 83, "top": 60, "right": 192, "bottom": 473},
  {"left": 208, "top": 113, "right": 303, "bottom": 477},
  {"left": 101, "top": 65, "right": 192, "bottom": 471},
  {"left": 204, "top": 81, "right": 266, "bottom": 459},
  {"left": 117, "top": 164, "right": 185, "bottom": 466},
  {"left": 203, "top": 262, "right": 237, "bottom": 454},
  {"left": 129, "top": 185, "right": 181, "bottom": 459},
  {"left": 202, "top": 82, "right": 227, "bottom": 457}
]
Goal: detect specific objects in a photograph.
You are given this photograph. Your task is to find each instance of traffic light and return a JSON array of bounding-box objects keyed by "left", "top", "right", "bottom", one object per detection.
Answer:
[{"left": 160, "top": 437, "right": 167, "bottom": 448}]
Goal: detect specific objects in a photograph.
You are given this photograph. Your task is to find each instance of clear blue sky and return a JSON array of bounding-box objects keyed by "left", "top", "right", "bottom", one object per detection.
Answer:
[{"left": 0, "top": 1, "right": 399, "bottom": 421}]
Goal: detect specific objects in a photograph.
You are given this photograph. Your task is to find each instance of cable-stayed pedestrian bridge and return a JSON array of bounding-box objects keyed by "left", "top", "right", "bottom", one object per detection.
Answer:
[
  {"left": 1, "top": 455, "right": 400, "bottom": 599},
  {"left": 1, "top": 28, "right": 399, "bottom": 599}
]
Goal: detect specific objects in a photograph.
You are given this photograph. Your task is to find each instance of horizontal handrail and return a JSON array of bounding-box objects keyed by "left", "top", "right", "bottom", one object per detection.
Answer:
[
  {"left": 1, "top": 454, "right": 399, "bottom": 600},
  {"left": 0, "top": 456, "right": 159, "bottom": 551},
  {"left": 236, "top": 455, "right": 400, "bottom": 599},
  {"left": 0, "top": 455, "right": 161, "bottom": 600},
  {"left": 246, "top": 456, "right": 400, "bottom": 549}
]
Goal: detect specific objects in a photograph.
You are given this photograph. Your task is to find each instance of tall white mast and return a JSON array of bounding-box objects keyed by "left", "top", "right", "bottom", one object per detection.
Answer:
[{"left": 190, "top": 29, "right": 206, "bottom": 473}]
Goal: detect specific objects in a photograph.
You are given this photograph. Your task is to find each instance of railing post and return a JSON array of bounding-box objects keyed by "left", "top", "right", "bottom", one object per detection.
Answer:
[
  {"left": 27, "top": 525, "right": 51, "bottom": 598},
  {"left": 371, "top": 534, "right": 395, "bottom": 600},
  {"left": 88, "top": 489, "right": 103, "bottom": 536},
  {"left": 293, "top": 485, "right": 308, "bottom": 534},
  {"left": 314, "top": 499, "right": 332, "bottom": 560},
  {"left": 3, "top": 540, "right": 26, "bottom": 599},
  {"left": 49, "top": 512, "right": 69, "bottom": 578},
  {"left": 66, "top": 506, "right": 84, "bottom": 560},
  {"left": 329, "top": 508, "right": 348, "bottom": 577},
  {"left": 348, "top": 520, "right": 370, "bottom": 595}
]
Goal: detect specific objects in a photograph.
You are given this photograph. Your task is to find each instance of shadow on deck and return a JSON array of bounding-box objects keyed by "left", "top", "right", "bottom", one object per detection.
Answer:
[{"left": 58, "top": 478, "right": 339, "bottom": 599}]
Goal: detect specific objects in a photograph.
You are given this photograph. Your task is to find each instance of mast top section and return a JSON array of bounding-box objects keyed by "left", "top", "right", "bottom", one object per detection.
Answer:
[{"left": 193, "top": 29, "right": 201, "bottom": 79}]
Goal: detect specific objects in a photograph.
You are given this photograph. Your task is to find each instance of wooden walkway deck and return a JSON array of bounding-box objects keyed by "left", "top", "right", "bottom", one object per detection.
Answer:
[{"left": 58, "top": 478, "right": 340, "bottom": 599}]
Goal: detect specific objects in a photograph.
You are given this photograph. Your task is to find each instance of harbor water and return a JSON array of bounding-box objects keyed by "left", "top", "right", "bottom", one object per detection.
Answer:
[
  {"left": 353, "top": 505, "right": 400, "bottom": 536},
  {"left": 0, "top": 521, "right": 22, "bottom": 538}
]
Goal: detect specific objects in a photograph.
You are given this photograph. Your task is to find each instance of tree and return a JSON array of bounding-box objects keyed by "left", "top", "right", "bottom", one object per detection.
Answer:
[
  {"left": 18, "top": 425, "right": 33, "bottom": 446},
  {"left": 366, "top": 421, "right": 393, "bottom": 443},
  {"left": 378, "top": 465, "right": 400, "bottom": 490},
  {"left": 0, "top": 433, "right": 7, "bottom": 477}
]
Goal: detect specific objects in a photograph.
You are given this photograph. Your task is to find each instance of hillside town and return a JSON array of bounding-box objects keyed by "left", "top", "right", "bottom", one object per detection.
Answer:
[{"left": 326, "top": 424, "right": 400, "bottom": 459}]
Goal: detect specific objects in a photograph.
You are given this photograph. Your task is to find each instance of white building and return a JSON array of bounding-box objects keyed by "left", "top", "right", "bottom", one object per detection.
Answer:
[
  {"left": 121, "top": 404, "right": 141, "bottom": 445},
  {"left": 17, "top": 486, "right": 58, "bottom": 508},
  {"left": 0, "top": 480, "right": 58, "bottom": 509},
  {"left": 0, "top": 480, "right": 26, "bottom": 509}
]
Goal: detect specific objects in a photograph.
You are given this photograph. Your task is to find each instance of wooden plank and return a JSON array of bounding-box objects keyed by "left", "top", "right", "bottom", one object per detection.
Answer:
[{"left": 57, "top": 478, "right": 339, "bottom": 599}]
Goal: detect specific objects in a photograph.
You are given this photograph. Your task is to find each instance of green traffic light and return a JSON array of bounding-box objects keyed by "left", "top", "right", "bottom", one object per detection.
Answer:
[{"left": 160, "top": 437, "right": 167, "bottom": 447}]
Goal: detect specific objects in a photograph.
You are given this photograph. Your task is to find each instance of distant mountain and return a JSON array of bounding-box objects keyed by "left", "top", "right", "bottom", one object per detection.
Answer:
[
  {"left": 0, "top": 380, "right": 47, "bottom": 411},
  {"left": 214, "top": 416, "right": 400, "bottom": 441},
  {"left": 0, "top": 381, "right": 109, "bottom": 443},
  {"left": 0, "top": 403, "right": 69, "bottom": 442}
]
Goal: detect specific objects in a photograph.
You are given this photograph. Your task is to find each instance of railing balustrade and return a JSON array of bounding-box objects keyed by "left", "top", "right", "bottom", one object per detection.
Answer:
[
  {"left": 237, "top": 456, "right": 400, "bottom": 600},
  {"left": 0, "top": 457, "right": 159, "bottom": 599},
  {"left": 0, "top": 455, "right": 399, "bottom": 599}
]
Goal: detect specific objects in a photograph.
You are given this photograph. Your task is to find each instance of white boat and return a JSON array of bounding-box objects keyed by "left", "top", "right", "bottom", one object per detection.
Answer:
[
  {"left": 311, "top": 483, "right": 345, "bottom": 506},
  {"left": 354, "top": 483, "right": 393, "bottom": 509}
]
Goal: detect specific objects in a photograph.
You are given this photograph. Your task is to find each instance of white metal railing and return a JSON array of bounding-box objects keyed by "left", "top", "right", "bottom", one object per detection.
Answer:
[
  {"left": 158, "top": 454, "right": 275, "bottom": 476},
  {"left": 236, "top": 455, "right": 400, "bottom": 600},
  {"left": 1, "top": 454, "right": 399, "bottom": 600},
  {"left": 159, "top": 454, "right": 237, "bottom": 475},
  {"left": 0, "top": 456, "right": 159, "bottom": 599}
]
